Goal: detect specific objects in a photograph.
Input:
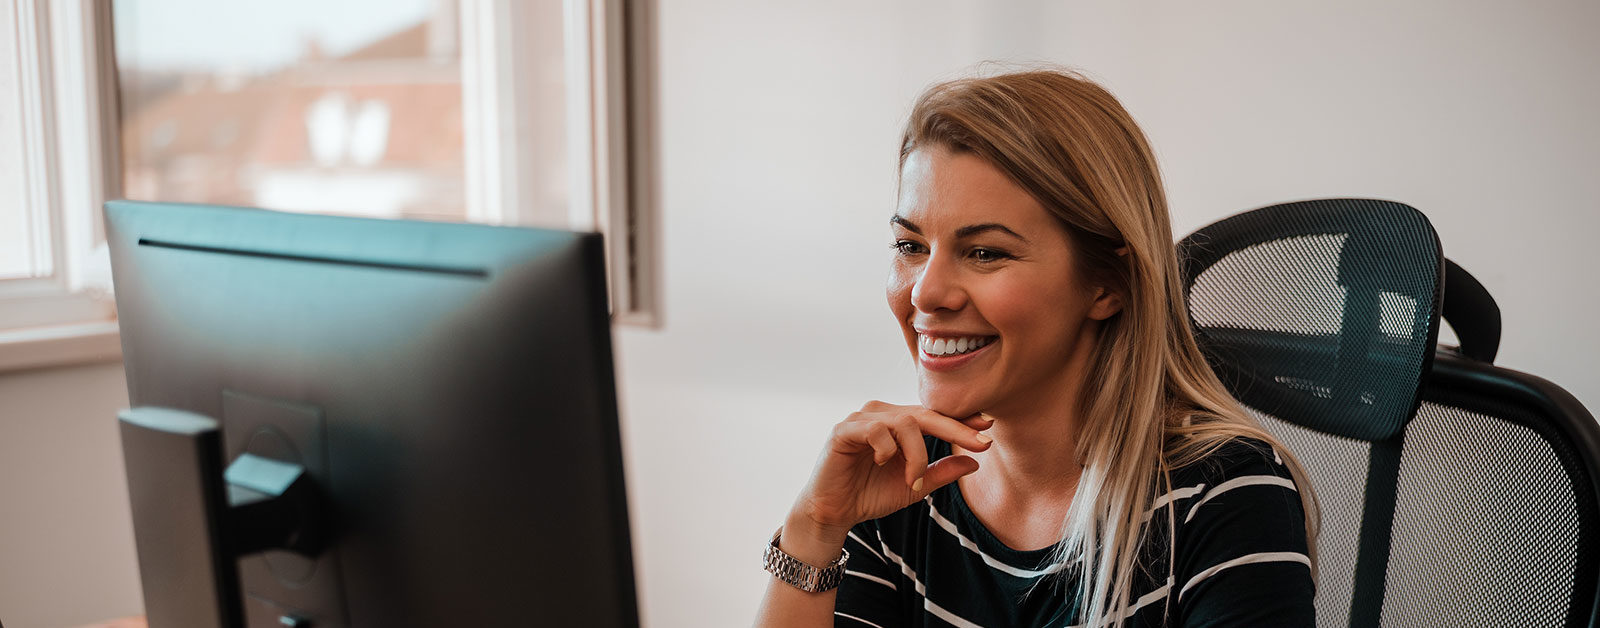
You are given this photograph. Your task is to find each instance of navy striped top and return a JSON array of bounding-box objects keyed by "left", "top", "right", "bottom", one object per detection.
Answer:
[{"left": 834, "top": 437, "right": 1315, "bottom": 627}]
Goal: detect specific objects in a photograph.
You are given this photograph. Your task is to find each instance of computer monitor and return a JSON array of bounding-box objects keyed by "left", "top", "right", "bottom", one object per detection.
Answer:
[{"left": 105, "top": 200, "right": 639, "bottom": 628}]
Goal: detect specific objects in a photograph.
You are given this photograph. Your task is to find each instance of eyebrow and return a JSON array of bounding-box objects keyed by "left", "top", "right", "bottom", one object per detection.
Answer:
[
  {"left": 889, "top": 215, "right": 921, "bottom": 233},
  {"left": 890, "top": 215, "right": 1029, "bottom": 243}
]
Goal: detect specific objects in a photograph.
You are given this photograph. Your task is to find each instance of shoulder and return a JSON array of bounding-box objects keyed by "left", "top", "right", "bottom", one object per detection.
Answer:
[
  {"left": 1161, "top": 435, "right": 1317, "bottom": 625},
  {"left": 1164, "top": 435, "right": 1301, "bottom": 517},
  {"left": 1159, "top": 434, "right": 1310, "bottom": 568},
  {"left": 1163, "top": 435, "right": 1305, "bottom": 540},
  {"left": 1170, "top": 435, "right": 1292, "bottom": 484}
]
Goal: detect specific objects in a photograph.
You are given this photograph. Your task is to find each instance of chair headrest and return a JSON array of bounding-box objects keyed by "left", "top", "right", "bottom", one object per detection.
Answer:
[{"left": 1179, "top": 198, "right": 1443, "bottom": 442}]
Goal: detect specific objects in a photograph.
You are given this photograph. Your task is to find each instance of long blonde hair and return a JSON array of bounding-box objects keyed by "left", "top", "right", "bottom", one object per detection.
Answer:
[{"left": 899, "top": 69, "right": 1320, "bottom": 626}]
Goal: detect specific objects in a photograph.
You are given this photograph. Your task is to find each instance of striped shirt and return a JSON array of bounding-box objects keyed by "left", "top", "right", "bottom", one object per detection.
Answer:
[{"left": 834, "top": 437, "right": 1315, "bottom": 627}]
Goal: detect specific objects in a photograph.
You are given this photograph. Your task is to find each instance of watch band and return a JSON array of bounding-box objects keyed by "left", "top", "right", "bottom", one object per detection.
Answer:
[{"left": 763, "top": 531, "right": 850, "bottom": 593}]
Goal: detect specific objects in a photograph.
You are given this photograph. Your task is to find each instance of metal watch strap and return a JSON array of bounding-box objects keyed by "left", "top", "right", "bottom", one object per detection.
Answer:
[{"left": 763, "top": 531, "right": 850, "bottom": 593}]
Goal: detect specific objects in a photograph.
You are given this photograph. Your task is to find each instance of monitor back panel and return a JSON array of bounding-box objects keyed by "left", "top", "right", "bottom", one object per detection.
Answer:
[{"left": 107, "top": 201, "right": 638, "bottom": 628}]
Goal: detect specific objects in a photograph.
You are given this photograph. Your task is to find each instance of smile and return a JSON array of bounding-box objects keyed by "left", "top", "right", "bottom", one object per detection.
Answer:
[{"left": 918, "top": 335, "right": 996, "bottom": 357}]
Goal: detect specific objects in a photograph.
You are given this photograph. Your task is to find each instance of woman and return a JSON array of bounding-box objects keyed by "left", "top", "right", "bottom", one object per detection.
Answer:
[{"left": 755, "top": 69, "right": 1320, "bottom": 628}]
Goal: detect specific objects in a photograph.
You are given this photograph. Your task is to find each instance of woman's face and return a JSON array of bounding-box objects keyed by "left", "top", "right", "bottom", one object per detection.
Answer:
[{"left": 888, "top": 147, "right": 1118, "bottom": 419}]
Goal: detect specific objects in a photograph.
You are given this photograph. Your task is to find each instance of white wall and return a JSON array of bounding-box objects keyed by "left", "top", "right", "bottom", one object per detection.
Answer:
[
  {"left": 0, "top": 363, "right": 140, "bottom": 628},
  {"left": 1, "top": 2, "right": 1595, "bottom": 627}
]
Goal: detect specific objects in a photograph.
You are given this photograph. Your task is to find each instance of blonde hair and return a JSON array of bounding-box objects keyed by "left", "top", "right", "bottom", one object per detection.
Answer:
[{"left": 899, "top": 69, "right": 1320, "bottom": 626}]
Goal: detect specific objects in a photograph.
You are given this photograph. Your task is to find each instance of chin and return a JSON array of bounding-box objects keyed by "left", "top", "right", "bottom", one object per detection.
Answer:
[{"left": 919, "top": 388, "right": 984, "bottom": 419}]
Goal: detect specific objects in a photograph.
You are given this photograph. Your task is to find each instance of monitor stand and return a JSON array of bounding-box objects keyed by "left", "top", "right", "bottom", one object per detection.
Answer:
[{"left": 120, "top": 407, "right": 326, "bottom": 628}]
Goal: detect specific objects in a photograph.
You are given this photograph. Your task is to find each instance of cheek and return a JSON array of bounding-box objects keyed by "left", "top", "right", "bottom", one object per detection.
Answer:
[
  {"left": 979, "top": 279, "right": 1084, "bottom": 343},
  {"left": 886, "top": 266, "right": 914, "bottom": 318}
]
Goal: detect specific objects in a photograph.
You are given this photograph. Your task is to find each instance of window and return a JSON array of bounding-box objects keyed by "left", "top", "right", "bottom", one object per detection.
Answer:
[
  {"left": 0, "top": 1, "right": 121, "bottom": 371},
  {"left": 0, "top": 20, "right": 41, "bottom": 282},
  {"left": 0, "top": 0, "right": 656, "bottom": 371},
  {"left": 114, "top": 0, "right": 475, "bottom": 222}
]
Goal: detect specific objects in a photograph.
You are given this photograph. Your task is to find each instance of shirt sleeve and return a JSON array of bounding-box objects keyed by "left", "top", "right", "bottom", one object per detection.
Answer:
[
  {"left": 1172, "top": 439, "right": 1318, "bottom": 628},
  {"left": 833, "top": 519, "right": 904, "bottom": 628}
]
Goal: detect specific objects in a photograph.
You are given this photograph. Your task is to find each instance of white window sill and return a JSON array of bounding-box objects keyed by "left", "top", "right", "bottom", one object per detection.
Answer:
[{"left": 0, "top": 320, "right": 122, "bottom": 374}]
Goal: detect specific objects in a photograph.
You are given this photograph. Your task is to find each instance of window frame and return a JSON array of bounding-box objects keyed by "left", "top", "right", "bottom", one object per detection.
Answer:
[
  {"left": 571, "top": 0, "right": 659, "bottom": 327},
  {"left": 0, "top": 0, "right": 121, "bottom": 373},
  {"left": 0, "top": 0, "right": 659, "bottom": 372},
  {"left": 462, "top": 0, "right": 658, "bottom": 326}
]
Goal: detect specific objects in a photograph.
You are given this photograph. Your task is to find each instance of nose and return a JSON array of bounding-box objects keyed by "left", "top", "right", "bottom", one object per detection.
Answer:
[{"left": 909, "top": 251, "right": 966, "bottom": 313}]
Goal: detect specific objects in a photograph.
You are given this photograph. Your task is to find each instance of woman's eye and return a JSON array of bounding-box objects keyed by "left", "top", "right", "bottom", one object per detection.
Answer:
[
  {"left": 892, "top": 240, "right": 927, "bottom": 255},
  {"left": 970, "top": 248, "right": 1011, "bottom": 263}
]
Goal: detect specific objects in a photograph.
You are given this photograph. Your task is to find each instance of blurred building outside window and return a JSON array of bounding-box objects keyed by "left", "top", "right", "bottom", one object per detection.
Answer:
[
  {"left": 1, "top": 0, "right": 652, "bottom": 372},
  {"left": 118, "top": 0, "right": 501, "bottom": 224},
  {"left": 111, "top": 0, "right": 649, "bottom": 321}
]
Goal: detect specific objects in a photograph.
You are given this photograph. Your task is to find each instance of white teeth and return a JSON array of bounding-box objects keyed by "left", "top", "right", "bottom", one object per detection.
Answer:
[{"left": 920, "top": 335, "right": 993, "bottom": 357}]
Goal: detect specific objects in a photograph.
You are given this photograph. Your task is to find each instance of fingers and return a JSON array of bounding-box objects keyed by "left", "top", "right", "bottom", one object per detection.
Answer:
[
  {"left": 836, "top": 405, "right": 994, "bottom": 491},
  {"left": 846, "top": 422, "right": 977, "bottom": 496},
  {"left": 865, "top": 422, "right": 897, "bottom": 465},
  {"left": 909, "top": 409, "right": 994, "bottom": 454},
  {"left": 888, "top": 415, "right": 928, "bottom": 489},
  {"left": 831, "top": 421, "right": 899, "bottom": 464},
  {"left": 915, "top": 454, "right": 980, "bottom": 496}
]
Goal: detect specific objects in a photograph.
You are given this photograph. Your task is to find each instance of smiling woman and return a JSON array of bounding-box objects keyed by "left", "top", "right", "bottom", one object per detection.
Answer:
[{"left": 755, "top": 70, "right": 1320, "bottom": 628}]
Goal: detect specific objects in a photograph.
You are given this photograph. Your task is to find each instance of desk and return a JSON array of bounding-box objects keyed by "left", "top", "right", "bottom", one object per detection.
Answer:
[{"left": 77, "top": 618, "right": 146, "bottom": 628}]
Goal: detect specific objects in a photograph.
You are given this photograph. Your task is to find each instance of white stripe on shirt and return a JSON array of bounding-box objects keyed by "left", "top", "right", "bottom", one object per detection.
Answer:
[
  {"left": 926, "top": 598, "right": 991, "bottom": 628},
  {"left": 1071, "top": 549, "right": 1310, "bottom": 624},
  {"left": 1184, "top": 475, "right": 1297, "bottom": 523},
  {"left": 847, "top": 531, "right": 887, "bottom": 563},
  {"left": 845, "top": 569, "right": 897, "bottom": 591},
  {"left": 1065, "top": 577, "right": 1175, "bottom": 628},
  {"left": 1178, "top": 551, "right": 1312, "bottom": 600},
  {"left": 919, "top": 479, "right": 1248, "bottom": 579},
  {"left": 1143, "top": 483, "right": 1207, "bottom": 522},
  {"left": 880, "top": 543, "right": 992, "bottom": 628},
  {"left": 880, "top": 544, "right": 925, "bottom": 596},
  {"left": 834, "top": 611, "right": 888, "bottom": 628},
  {"left": 924, "top": 496, "right": 1065, "bottom": 578},
  {"left": 1059, "top": 550, "right": 1310, "bottom": 626}
]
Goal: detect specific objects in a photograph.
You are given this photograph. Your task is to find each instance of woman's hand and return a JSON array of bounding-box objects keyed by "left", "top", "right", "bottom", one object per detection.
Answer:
[{"left": 782, "top": 401, "right": 993, "bottom": 559}]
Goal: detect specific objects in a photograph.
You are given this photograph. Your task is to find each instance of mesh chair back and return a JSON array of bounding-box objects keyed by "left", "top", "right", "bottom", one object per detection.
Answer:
[{"left": 1179, "top": 198, "right": 1600, "bottom": 628}]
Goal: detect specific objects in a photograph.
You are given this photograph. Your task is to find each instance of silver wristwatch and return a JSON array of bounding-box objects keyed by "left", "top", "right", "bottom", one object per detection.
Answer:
[{"left": 763, "top": 531, "right": 850, "bottom": 593}]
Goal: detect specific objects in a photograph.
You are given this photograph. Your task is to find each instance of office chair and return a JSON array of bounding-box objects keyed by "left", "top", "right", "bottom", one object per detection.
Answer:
[{"left": 1177, "top": 198, "right": 1600, "bottom": 628}]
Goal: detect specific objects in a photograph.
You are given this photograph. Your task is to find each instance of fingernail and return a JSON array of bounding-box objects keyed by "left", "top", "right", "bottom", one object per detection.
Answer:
[
  {"left": 911, "top": 477, "right": 924, "bottom": 492},
  {"left": 976, "top": 433, "right": 993, "bottom": 445},
  {"left": 876, "top": 458, "right": 887, "bottom": 466}
]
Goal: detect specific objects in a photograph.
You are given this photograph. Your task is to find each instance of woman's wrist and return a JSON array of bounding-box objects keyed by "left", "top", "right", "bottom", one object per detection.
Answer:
[{"left": 780, "top": 510, "right": 850, "bottom": 567}]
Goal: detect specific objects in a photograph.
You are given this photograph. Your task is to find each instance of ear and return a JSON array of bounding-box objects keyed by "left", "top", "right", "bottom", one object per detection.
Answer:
[{"left": 1087, "top": 286, "right": 1124, "bottom": 321}]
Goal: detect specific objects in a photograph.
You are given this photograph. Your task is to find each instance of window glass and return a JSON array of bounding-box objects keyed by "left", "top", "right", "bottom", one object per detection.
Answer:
[
  {"left": 0, "top": 5, "right": 47, "bottom": 280},
  {"left": 114, "top": 0, "right": 466, "bottom": 222}
]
